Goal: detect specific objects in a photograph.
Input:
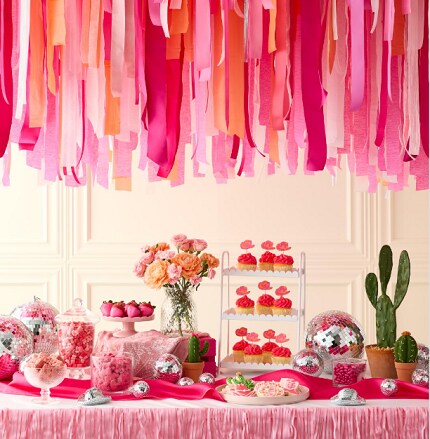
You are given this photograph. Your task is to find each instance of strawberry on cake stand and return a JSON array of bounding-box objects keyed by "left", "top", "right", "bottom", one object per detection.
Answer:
[{"left": 101, "top": 300, "right": 156, "bottom": 337}]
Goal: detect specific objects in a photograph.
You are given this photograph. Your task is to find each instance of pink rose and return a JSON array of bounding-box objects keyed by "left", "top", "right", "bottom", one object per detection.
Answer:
[
  {"left": 207, "top": 268, "right": 216, "bottom": 279},
  {"left": 180, "top": 239, "right": 192, "bottom": 252},
  {"left": 192, "top": 239, "right": 208, "bottom": 252},
  {"left": 171, "top": 234, "right": 188, "bottom": 247},
  {"left": 141, "top": 251, "right": 155, "bottom": 265},
  {"left": 155, "top": 250, "right": 175, "bottom": 260},
  {"left": 190, "top": 275, "right": 202, "bottom": 286},
  {"left": 167, "top": 263, "right": 182, "bottom": 284},
  {"left": 134, "top": 262, "right": 146, "bottom": 278}
]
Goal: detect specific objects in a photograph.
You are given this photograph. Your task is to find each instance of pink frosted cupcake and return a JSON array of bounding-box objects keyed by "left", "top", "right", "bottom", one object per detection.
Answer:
[
  {"left": 244, "top": 344, "right": 263, "bottom": 364},
  {"left": 237, "top": 253, "right": 257, "bottom": 271},
  {"left": 256, "top": 294, "right": 275, "bottom": 315},
  {"left": 261, "top": 342, "right": 279, "bottom": 364},
  {"left": 259, "top": 251, "right": 276, "bottom": 271},
  {"left": 273, "top": 255, "right": 294, "bottom": 272},
  {"left": 232, "top": 339, "right": 249, "bottom": 363},
  {"left": 271, "top": 346, "right": 292, "bottom": 365}
]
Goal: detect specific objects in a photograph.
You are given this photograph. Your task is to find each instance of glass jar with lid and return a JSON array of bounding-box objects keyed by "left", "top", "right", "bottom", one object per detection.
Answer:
[{"left": 55, "top": 298, "right": 99, "bottom": 379}]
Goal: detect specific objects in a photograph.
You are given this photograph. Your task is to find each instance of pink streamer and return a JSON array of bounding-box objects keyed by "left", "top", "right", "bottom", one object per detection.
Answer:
[
  {"left": 248, "top": 0, "right": 262, "bottom": 59},
  {"left": 349, "top": 0, "right": 365, "bottom": 111}
]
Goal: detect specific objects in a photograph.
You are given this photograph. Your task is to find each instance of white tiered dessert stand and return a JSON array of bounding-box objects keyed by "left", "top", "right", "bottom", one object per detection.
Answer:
[{"left": 218, "top": 251, "right": 306, "bottom": 372}]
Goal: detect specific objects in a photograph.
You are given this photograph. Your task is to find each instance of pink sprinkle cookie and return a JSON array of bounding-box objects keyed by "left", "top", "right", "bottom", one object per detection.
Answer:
[
  {"left": 279, "top": 378, "right": 301, "bottom": 395},
  {"left": 58, "top": 321, "right": 95, "bottom": 368},
  {"left": 254, "top": 381, "right": 285, "bottom": 397},
  {"left": 91, "top": 353, "right": 133, "bottom": 393}
]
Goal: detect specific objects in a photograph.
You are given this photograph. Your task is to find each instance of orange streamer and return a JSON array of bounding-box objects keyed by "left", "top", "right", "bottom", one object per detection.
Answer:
[
  {"left": 392, "top": 0, "right": 405, "bottom": 56},
  {"left": 104, "top": 61, "right": 121, "bottom": 135},
  {"left": 213, "top": 4, "right": 226, "bottom": 132},
  {"left": 169, "top": 0, "right": 189, "bottom": 35},
  {"left": 184, "top": 0, "right": 194, "bottom": 61}
]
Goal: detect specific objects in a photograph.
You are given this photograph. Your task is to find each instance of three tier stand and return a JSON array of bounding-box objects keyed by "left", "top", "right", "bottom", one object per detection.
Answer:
[{"left": 217, "top": 251, "right": 306, "bottom": 372}]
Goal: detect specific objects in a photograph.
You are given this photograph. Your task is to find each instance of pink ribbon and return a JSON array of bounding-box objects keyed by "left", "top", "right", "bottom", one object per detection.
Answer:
[
  {"left": 195, "top": 0, "right": 211, "bottom": 79},
  {"left": 258, "top": 10, "right": 270, "bottom": 126},
  {"left": 418, "top": 0, "right": 428, "bottom": 157},
  {"left": 349, "top": 0, "right": 365, "bottom": 111},
  {"left": 134, "top": 0, "right": 146, "bottom": 106},
  {"left": 0, "top": 0, "right": 12, "bottom": 158},
  {"left": 110, "top": 0, "right": 125, "bottom": 97},
  {"left": 300, "top": 0, "right": 328, "bottom": 171},
  {"left": 375, "top": 41, "right": 389, "bottom": 146},
  {"left": 248, "top": 0, "right": 262, "bottom": 59}
]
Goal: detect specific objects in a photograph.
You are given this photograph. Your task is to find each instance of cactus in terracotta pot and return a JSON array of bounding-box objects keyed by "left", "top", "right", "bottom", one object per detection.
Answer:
[
  {"left": 394, "top": 331, "right": 418, "bottom": 383},
  {"left": 187, "top": 333, "right": 209, "bottom": 363},
  {"left": 364, "top": 245, "right": 411, "bottom": 379},
  {"left": 365, "top": 245, "right": 411, "bottom": 348}
]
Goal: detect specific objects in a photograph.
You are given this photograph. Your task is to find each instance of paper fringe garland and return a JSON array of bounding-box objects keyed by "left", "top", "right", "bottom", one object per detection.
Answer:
[{"left": 0, "top": 0, "right": 428, "bottom": 192}]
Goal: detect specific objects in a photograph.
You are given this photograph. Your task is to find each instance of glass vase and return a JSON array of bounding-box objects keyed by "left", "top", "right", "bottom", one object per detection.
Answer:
[{"left": 160, "top": 286, "right": 197, "bottom": 337}]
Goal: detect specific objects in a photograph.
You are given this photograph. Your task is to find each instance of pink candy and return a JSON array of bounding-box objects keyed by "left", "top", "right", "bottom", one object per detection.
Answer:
[
  {"left": 91, "top": 353, "right": 133, "bottom": 393},
  {"left": 333, "top": 361, "right": 366, "bottom": 386},
  {"left": 58, "top": 322, "right": 95, "bottom": 368}
]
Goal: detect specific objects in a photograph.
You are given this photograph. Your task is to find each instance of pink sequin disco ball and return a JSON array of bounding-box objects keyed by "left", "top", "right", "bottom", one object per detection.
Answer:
[
  {"left": 305, "top": 310, "right": 365, "bottom": 373},
  {"left": 11, "top": 297, "right": 59, "bottom": 354},
  {"left": 0, "top": 316, "right": 34, "bottom": 380},
  {"left": 153, "top": 354, "right": 182, "bottom": 383}
]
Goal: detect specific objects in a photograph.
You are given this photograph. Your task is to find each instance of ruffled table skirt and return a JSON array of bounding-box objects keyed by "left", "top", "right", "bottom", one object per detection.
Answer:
[{"left": 0, "top": 396, "right": 427, "bottom": 439}]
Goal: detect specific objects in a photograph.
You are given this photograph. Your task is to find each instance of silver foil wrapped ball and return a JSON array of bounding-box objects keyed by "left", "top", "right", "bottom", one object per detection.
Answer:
[
  {"left": 129, "top": 380, "right": 151, "bottom": 398},
  {"left": 305, "top": 310, "right": 365, "bottom": 373},
  {"left": 417, "top": 344, "right": 429, "bottom": 370},
  {"left": 177, "top": 377, "right": 194, "bottom": 386},
  {"left": 153, "top": 353, "right": 182, "bottom": 383},
  {"left": 412, "top": 369, "right": 429, "bottom": 388},
  {"left": 292, "top": 349, "right": 324, "bottom": 377},
  {"left": 11, "top": 297, "right": 59, "bottom": 354},
  {"left": 198, "top": 373, "right": 216, "bottom": 385},
  {"left": 380, "top": 379, "right": 398, "bottom": 396},
  {"left": 0, "top": 316, "right": 34, "bottom": 380}
]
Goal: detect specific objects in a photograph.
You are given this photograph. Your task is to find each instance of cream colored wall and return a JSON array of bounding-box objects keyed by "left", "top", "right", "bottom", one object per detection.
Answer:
[{"left": 0, "top": 152, "right": 427, "bottom": 355}]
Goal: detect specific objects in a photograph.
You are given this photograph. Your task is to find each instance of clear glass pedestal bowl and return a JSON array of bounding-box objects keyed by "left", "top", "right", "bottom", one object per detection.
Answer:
[{"left": 23, "top": 364, "right": 67, "bottom": 404}]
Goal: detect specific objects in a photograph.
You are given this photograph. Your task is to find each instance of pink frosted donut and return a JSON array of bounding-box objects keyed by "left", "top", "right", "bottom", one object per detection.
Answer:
[{"left": 254, "top": 381, "right": 285, "bottom": 397}]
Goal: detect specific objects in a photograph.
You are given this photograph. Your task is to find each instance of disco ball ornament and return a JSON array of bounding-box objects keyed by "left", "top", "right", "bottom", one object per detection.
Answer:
[
  {"left": 0, "top": 316, "right": 34, "bottom": 380},
  {"left": 412, "top": 368, "right": 429, "bottom": 388},
  {"left": 417, "top": 344, "right": 429, "bottom": 370},
  {"left": 11, "top": 297, "right": 59, "bottom": 354},
  {"left": 292, "top": 349, "right": 324, "bottom": 377},
  {"left": 305, "top": 310, "right": 365, "bottom": 373},
  {"left": 129, "top": 380, "right": 150, "bottom": 398},
  {"left": 198, "top": 373, "right": 216, "bottom": 385},
  {"left": 177, "top": 377, "right": 194, "bottom": 386},
  {"left": 380, "top": 379, "right": 398, "bottom": 396},
  {"left": 153, "top": 353, "right": 182, "bottom": 383}
]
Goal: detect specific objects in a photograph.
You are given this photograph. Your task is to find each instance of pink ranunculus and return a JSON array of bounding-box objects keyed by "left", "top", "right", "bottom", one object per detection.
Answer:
[
  {"left": 190, "top": 275, "right": 202, "bottom": 286},
  {"left": 155, "top": 250, "right": 175, "bottom": 260},
  {"left": 134, "top": 262, "right": 146, "bottom": 278},
  {"left": 167, "top": 263, "right": 182, "bottom": 284},
  {"left": 140, "top": 251, "right": 155, "bottom": 265},
  {"left": 192, "top": 239, "right": 208, "bottom": 252},
  {"left": 171, "top": 234, "right": 188, "bottom": 247},
  {"left": 180, "top": 239, "right": 192, "bottom": 252},
  {"left": 207, "top": 268, "right": 216, "bottom": 279}
]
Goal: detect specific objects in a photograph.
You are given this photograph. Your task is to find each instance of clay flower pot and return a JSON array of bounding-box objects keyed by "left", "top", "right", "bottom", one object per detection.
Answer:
[
  {"left": 182, "top": 361, "right": 205, "bottom": 383},
  {"left": 394, "top": 362, "right": 417, "bottom": 383},
  {"left": 365, "top": 345, "right": 397, "bottom": 379}
]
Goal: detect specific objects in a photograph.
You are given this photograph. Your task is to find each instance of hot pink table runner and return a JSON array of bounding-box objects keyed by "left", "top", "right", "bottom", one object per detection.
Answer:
[{"left": 0, "top": 369, "right": 427, "bottom": 401}]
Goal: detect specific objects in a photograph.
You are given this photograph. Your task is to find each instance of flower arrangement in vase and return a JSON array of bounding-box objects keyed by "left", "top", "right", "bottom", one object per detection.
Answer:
[
  {"left": 135, "top": 234, "right": 219, "bottom": 336},
  {"left": 364, "top": 245, "right": 411, "bottom": 378}
]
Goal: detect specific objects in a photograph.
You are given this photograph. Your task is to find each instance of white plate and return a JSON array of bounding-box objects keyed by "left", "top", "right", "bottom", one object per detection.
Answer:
[{"left": 216, "top": 384, "right": 310, "bottom": 405}]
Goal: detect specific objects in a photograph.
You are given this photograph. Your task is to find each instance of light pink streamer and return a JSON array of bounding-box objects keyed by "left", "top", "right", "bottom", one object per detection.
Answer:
[
  {"left": 111, "top": 0, "right": 125, "bottom": 97},
  {"left": 349, "top": 0, "right": 365, "bottom": 111}
]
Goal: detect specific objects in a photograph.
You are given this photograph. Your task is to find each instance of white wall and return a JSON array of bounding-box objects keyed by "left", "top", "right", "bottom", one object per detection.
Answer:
[{"left": 0, "top": 152, "right": 427, "bottom": 355}]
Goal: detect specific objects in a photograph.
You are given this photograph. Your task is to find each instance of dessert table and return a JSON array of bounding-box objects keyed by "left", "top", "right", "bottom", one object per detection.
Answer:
[{"left": 0, "top": 394, "right": 427, "bottom": 439}]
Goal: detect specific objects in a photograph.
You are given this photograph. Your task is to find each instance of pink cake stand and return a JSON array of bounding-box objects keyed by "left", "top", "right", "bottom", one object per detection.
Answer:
[{"left": 102, "top": 315, "right": 155, "bottom": 337}]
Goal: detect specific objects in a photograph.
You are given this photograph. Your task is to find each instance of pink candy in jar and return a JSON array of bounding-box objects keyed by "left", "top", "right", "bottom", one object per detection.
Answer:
[
  {"left": 91, "top": 353, "right": 133, "bottom": 393},
  {"left": 332, "top": 359, "right": 367, "bottom": 387},
  {"left": 55, "top": 298, "right": 100, "bottom": 371}
]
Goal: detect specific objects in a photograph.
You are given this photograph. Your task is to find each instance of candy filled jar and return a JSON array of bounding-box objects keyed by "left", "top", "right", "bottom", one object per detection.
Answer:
[
  {"left": 55, "top": 298, "right": 100, "bottom": 379},
  {"left": 91, "top": 352, "right": 133, "bottom": 394}
]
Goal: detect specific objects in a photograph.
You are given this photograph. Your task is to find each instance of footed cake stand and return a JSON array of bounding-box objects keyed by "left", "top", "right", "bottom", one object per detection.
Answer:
[{"left": 102, "top": 316, "right": 155, "bottom": 337}]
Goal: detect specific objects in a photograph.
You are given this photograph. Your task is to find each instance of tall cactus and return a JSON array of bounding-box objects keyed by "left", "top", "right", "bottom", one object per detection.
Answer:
[
  {"left": 365, "top": 245, "right": 411, "bottom": 348},
  {"left": 187, "top": 333, "right": 209, "bottom": 363},
  {"left": 394, "top": 331, "right": 418, "bottom": 363}
]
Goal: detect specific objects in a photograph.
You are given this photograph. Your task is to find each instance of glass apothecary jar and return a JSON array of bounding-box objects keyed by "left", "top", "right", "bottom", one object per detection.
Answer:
[
  {"left": 332, "top": 358, "right": 367, "bottom": 387},
  {"left": 91, "top": 352, "right": 133, "bottom": 393}
]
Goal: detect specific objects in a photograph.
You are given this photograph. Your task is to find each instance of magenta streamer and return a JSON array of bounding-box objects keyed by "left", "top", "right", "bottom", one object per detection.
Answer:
[
  {"left": 349, "top": 0, "right": 365, "bottom": 111},
  {"left": 258, "top": 10, "right": 270, "bottom": 126},
  {"left": 418, "top": 0, "right": 429, "bottom": 157},
  {"left": 134, "top": 0, "right": 146, "bottom": 106},
  {"left": 300, "top": 0, "right": 327, "bottom": 171},
  {"left": 0, "top": 0, "right": 12, "bottom": 158},
  {"left": 375, "top": 41, "right": 389, "bottom": 146},
  {"left": 144, "top": 3, "right": 167, "bottom": 170},
  {"left": 223, "top": 0, "right": 230, "bottom": 129}
]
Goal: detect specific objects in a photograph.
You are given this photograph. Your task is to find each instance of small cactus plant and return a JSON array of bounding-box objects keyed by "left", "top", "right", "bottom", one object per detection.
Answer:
[
  {"left": 394, "top": 331, "right": 418, "bottom": 363},
  {"left": 187, "top": 333, "right": 209, "bottom": 363},
  {"left": 365, "top": 245, "right": 411, "bottom": 348}
]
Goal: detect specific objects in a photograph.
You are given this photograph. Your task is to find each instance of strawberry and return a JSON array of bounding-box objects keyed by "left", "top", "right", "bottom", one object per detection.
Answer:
[
  {"left": 139, "top": 302, "right": 155, "bottom": 317},
  {"left": 126, "top": 304, "right": 141, "bottom": 318},
  {"left": 110, "top": 302, "right": 125, "bottom": 317},
  {"left": 100, "top": 300, "right": 114, "bottom": 316}
]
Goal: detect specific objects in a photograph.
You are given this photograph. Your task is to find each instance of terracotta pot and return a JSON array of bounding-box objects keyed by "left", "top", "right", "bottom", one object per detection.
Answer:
[
  {"left": 394, "top": 362, "right": 417, "bottom": 383},
  {"left": 182, "top": 361, "right": 205, "bottom": 383},
  {"left": 365, "top": 345, "right": 397, "bottom": 379}
]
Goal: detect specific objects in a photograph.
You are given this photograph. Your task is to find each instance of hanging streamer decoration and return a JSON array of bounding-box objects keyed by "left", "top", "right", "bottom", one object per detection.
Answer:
[{"left": 0, "top": 0, "right": 427, "bottom": 191}]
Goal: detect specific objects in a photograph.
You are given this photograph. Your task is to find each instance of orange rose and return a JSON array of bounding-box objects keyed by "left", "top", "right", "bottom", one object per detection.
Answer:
[
  {"left": 171, "top": 253, "right": 202, "bottom": 279},
  {"left": 149, "top": 242, "right": 170, "bottom": 253},
  {"left": 200, "top": 253, "right": 220, "bottom": 268},
  {"left": 144, "top": 260, "right": 170, "bottom": 289}
]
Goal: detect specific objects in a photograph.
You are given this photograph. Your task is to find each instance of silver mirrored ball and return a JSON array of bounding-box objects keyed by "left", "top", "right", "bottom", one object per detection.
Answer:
[
  {"left": 130, "top": 380, "right": 150, "bottom": 398},
  {"left": 292, "top": 349, "right": 324, "bottom": 377},
  {"left": 380, "top": 379, "right": 398, "bottom": 396},
  {"left": 177, "top": 377, "right": 194, "bottom": 386},
  {"left": 412, "top": 368, "right": 429, "bottom": 388},
  {"left": 198, "top": 373, "right": 215, "bottom": 385}
]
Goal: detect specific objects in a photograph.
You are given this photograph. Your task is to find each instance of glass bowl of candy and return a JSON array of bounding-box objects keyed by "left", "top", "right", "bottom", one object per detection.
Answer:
[
  {"left": 332, "top": 358, "right": 367, "bottom": 387},
  {"left": 91, "top": 352, "right": 133, "bottom": 394},
  {"left": 22, "top": 353, "right": 67, "bottom": 404}
]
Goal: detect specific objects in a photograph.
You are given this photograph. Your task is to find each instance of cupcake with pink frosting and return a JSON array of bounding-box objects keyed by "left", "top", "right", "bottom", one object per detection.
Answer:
[
  {"left": 256, "top": 281, "right": 275, "bottom": 315},
  {"left": 244, "top": 333, "right": 263, "bottom": 364},
  {"left": 271, "top": 346, "right": 292, "bottom": 365},
  {"left": 235, "top": 286, "right": 255, "bottom": 315},
  {"left": 259, "top": 241, "right": 276, "bottom": 271},
  {"left": 274, "top": 242, "right": 294, "bottom": 271},
  {"left": 273, "top": 286, "right": 292, "bottom": 316},
  {"left": 237, "top": 240, "right": 257, "bottom": 271}
]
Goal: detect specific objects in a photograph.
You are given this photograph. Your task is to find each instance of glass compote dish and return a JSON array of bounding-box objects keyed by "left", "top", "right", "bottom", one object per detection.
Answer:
[{"left": 22, "top": 353, "right": 67, "bottom": 404}]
